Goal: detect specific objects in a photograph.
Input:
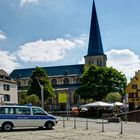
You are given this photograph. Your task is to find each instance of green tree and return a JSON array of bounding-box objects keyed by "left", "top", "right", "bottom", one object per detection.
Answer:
[
  {"left": 75, "top": 65, "right": 127, "bottom": 101},
  {"left": 106, "top": 92, "right": 122, "bottom": 103},
  {"left": 28, "top": 67, "right": 54, "bottom": 101},
  {"left": 26, "top": 94, "right": 39, "bottom": 106},
  {"left": 18, "top": 91, "right": 27, "bottom": 105}
]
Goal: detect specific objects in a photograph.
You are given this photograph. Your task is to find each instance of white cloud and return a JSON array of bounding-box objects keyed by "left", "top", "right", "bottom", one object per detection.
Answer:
[
  {"left": 17, "top": 36, "right": 86, "bottom": 62},
  {"left": 78, "top": 58, "right": 84, "bottom": 64},
  {"left": 0, "top": 50, "right": 19, "bottom": 74},
  {"left": 0, "top": 31, "right": 6, "bottom": 40},
  {"left": 20, "top": 0, "right": 39, "bottom": 6},
  {"left": 106, "top": 49, "right": 140, "bottom": 81}
]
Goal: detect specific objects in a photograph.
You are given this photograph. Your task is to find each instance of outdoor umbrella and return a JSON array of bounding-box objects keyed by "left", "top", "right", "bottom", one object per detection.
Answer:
[{"left": 81, "top": 101, "right": 113, "bottom": 107}]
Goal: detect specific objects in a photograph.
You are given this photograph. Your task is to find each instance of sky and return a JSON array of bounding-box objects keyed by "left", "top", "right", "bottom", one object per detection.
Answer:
[{"left": 0, "top": 0, "right": 140, "bottom": 82}]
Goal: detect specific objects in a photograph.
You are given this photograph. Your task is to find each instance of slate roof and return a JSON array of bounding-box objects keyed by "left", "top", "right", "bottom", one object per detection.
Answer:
[
  {"left": 53, "top": 83, "right": 81, "bottom": 90},
  {"left": 10, "top": 64, "right": 84, "bottom": 79},
  {"left": 86, "top": 0, "right": 104, "bottom": 56}
]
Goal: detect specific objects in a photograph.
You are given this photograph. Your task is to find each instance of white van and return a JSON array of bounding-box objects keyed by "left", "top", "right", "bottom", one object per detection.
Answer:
[{"left": 0, "top": 105, "right": 58, "bottom": 131}]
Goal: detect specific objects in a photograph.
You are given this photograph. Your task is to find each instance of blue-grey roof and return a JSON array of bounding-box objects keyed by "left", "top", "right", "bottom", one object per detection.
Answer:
[
  {"left": 53, "top": 83, "right": 81, "bottom": 90},
  {"left": 10, "top": 64, "right": 84, "bottom": 79},
  {"left": 87, "top": 0, "right": 104, "bottom": 56}
]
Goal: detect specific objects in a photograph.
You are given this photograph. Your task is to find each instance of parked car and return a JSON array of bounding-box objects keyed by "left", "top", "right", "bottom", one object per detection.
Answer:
[{"left": 0, "top": 105, "right": 58, "bottom": 131}]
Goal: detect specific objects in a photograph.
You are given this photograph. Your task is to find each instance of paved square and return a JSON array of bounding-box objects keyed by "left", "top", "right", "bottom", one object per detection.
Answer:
[{"left": 0, "top": 117, "right": 140, "bottom": 140}]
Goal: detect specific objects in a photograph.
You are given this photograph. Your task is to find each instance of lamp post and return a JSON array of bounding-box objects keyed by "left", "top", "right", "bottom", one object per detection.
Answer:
[
  {"left": 36, "top": 78, "right": 44, "bottom": 109},
  {"left": 124, "top": 93, "right": 128, "bottom": 122},
  {"left": 66, "top": 90, "right": 71, "bottom": 120},
  {"left": 64, "top": 71, "right": 70, "bottom": 120},
  {"left": 66, "top": 92, "right": 69, "bottom": 120}
]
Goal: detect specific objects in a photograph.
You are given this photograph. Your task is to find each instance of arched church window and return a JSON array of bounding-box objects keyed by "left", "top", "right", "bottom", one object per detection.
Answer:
[
  {"left": 28, "top": 80, "right": 32, "bottom": 86},
  {"left": 51, "top": 79, "right": 57, "bottom": 85},
  {"left": 64, "top": 78, "right": 69, "bottom": 84},
  {"left": 76, "top": 78, "right": 80, "bottom": 83},
  {"left": 97, "top": 59, "right": 102, "bottom": 66}
]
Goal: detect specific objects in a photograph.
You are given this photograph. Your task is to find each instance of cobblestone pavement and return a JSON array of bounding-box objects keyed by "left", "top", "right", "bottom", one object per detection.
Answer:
[{"left": 0, "top": 117, "right": 140, "bottom": 140}]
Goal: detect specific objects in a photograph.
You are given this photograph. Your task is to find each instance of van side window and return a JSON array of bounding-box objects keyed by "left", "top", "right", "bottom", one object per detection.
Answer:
[
  {"left": 0, "top": 107, "right": 14, "bottom": 114},
  {"left": 0, "top": 107, "right": 5, "bottom": 114},
  {"left": 15, "top": 107, "right": 31, "bottom": 115},
  {"left": 32, "top": 108, "right": 46, "bottom": 115},
  {"left": 5, "top": 107, "right": 14, "bottom": 114}
]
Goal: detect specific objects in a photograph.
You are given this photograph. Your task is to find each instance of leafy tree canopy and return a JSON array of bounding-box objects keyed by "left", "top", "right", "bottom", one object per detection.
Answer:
[
  {"left": 106, "top": 92, "right": 122, "bottom": 103},
  {"left": 75, "top": 65, "right": 127, "bottom": 101},
  {"left": 26, "top": 94, "right": 39, "bottom": 106},
  {"left": 18, "top": 91, "right": 27, "bottom": 105},
  {"left": 28, "top": 67, "right": 54, "bottom": 100}
]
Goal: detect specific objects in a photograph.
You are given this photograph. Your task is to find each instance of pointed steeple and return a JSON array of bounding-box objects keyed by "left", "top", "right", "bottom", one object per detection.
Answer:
[
  {"left": 87, "top": 0, "right": 104, "bottom": 56},
  {"left": 85, "top": 0, "right": 107, "bottom": 67}
]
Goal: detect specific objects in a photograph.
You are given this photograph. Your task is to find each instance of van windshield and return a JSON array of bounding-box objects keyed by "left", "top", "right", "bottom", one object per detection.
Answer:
[{"left": 32, "top": 108, "right": 46, "bottom": 115}]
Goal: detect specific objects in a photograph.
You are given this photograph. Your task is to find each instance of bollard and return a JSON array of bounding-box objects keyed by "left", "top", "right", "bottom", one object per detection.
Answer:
[
  {"left": 86, "top": 118, "right": 88, "bottom": 130},
  {"left": 102, "top": 116, "right": 104, "bottom": 132},
  {"left": 120, "top": 117, "right": 123, "bottom": 134},
  {"left": 63, "top": 117, "right": 65, "bottom": 128},
  {"left": 74, "top": 117, "right": 76, "bottom": 129}
]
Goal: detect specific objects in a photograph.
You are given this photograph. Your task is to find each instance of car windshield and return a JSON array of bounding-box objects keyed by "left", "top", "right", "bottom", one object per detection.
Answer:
[{"left": 32, "top": 107, "right": 47, "bottom": 115}]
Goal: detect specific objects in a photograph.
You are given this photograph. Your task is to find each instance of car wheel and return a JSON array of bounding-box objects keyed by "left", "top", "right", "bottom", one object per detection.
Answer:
[
  {"left": 45, "top": 122, "right": 53, "bottom": 130},
  {"left": 2, "top": 123, "right": 13, "bottom": 131}
]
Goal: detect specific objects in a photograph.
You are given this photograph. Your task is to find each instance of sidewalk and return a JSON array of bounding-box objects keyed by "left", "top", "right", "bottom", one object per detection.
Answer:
[
  {"left": 0, "top": 117, "right": 140, "bottom": 140},
  {"left": 1, "top": 127, "right": 140, "bottom": 140}
]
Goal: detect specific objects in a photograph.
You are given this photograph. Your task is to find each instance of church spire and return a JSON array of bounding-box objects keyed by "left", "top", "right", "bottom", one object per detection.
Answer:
[
  {"left": 87, "top": 0, "right": 104, "bottom": 56},
  {"left": 85, "top": 0, "right": 107, "bottom": 67}
]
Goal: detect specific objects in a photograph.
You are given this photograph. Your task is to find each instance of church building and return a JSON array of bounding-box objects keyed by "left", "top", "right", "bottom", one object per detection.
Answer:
[{"left": 10, "top": 1, "right": 107, "bottom": 110}]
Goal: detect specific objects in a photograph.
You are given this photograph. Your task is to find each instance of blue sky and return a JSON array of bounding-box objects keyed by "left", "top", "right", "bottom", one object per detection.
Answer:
[{"left": 0, "top": 0, "right": 140, "bottom": 81}]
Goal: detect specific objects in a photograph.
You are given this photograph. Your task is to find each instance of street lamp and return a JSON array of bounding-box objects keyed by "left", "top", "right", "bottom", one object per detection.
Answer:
[
  {"left": 124, "top": 93, "right": 128, "bottom": 122},
  {"left": 36, "top": 78, "right": 44, "bottom": 109},
  {"left": 64, "top": 71, "right": 70, "bottom": 120},
  {"left": 66, "top": 91, "right": 70, "bottom": 120}
]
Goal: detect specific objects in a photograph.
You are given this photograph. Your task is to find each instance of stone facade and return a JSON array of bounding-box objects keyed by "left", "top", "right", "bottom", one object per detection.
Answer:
[
  {"left": 85, "top": 55, "right": 107, "bottom": 67},
  {"left": 14, "top": 73, "right": 81, "bottom": 111}
]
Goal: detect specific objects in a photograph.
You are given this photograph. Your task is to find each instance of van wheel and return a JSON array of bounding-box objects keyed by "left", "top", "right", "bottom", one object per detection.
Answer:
[
  {"left": 2, "top": 123, "right": 13, "bottom": 131},
  {"left": 45, "top": 122, "right": 53, "bottom": 130}
]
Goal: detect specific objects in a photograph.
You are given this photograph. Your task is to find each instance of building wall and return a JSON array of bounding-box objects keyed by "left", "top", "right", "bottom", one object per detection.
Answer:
[
  {"left": 0, "top": 80, "right": 18, "bottom": 104},
  {"left": 85, "top": 55, "right": 107, "bottom": 67},
  {"left": 16, "top": 75, "right": 80, "bottom": 87},
  {"left": 15, "top": 74, "right": 81, "bottom": 110},
  {"left": 125, "top": 70, "right": 140, "bottom": 110}
]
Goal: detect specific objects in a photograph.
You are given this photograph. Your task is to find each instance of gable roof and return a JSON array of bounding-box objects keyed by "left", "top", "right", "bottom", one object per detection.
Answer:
[
  {"left": 0, "top": 69, "right": 8, "bottom": 76},
  {"left": 10, "top": 64, "right": 84, "bottom": 79}
]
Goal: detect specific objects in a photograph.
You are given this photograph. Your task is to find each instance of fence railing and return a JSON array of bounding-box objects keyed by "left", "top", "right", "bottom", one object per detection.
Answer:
[{"left": 57, "top": 116, "right": 124, "bottom": 134}]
